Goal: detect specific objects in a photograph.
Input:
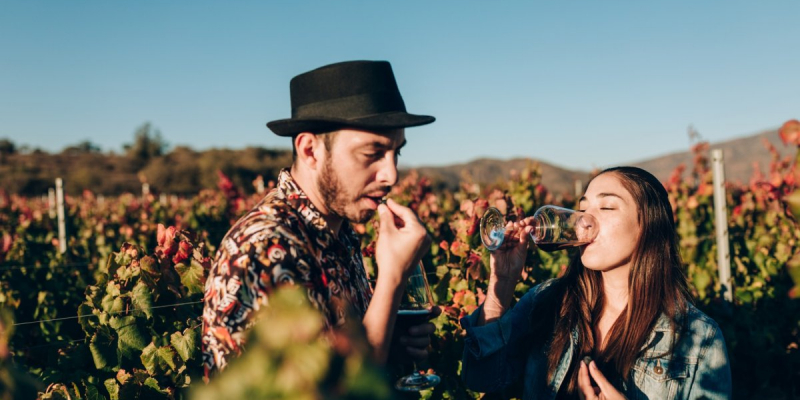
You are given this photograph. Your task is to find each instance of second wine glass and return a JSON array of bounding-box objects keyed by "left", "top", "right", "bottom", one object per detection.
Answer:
[{"left": 394, "top": 261, "right": 441, "bottom": 392}]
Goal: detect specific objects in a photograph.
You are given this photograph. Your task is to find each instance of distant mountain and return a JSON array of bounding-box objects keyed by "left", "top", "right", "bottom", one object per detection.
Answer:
[
  {"left": 409, "top": 158, "right": 591, "bottom": 197},
  {"left": 629, "top": 129, "right": 791, "bottom": 185},
  {"left": 405, "top": 128, "right": 793, "bottom": 195},
  {"left": 2, "top": 128, "right": 791, "bottom": 196}
]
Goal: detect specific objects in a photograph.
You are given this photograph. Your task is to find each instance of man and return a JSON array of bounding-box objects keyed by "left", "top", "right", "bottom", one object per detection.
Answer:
[{"left": 202, "top": 60, "right": 436, "bottom": 377}]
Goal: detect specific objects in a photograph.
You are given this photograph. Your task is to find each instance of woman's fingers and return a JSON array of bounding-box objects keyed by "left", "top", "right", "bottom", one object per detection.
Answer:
[
  {"left": 577, "top": 361, "right": 596, "bottom": 400},
  {"left": 588, "top": 361, "right": 621, "bottom": 397}
]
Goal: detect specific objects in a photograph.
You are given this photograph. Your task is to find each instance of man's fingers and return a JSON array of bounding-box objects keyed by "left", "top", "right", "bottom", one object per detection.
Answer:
[
  {"left": 577, "top": 362, "right": 596, "bottom": 400},
  {"left": 377, "top": 203, "right": 397, "bottom": 232},
  {"left": 404, "top": 346, "right": 428, "bottom": 361},
  {"left": 385, "top": 199, "right": 421, "bottom": 228},
  {"left": 399, "top": 335, "right": 431, "bottom": 348},
  {"left": 407, "top": 322, "right": 435, "bottom": 336}
]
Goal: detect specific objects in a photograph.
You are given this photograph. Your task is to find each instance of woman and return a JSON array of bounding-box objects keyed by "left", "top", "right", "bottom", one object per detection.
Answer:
[{"left": 461, "top": 166, "right": 731, "bottom": 399}]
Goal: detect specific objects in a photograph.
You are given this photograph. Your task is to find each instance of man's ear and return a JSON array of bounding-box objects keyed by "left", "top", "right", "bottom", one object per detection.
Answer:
[{"left": 294, "top": 132, "right": 324, "bottom": 170}]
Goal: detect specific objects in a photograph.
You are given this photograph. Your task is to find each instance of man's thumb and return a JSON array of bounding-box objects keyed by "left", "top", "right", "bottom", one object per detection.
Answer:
[{"left": 378, "top": 203, "right": 396, "bottom": 232}]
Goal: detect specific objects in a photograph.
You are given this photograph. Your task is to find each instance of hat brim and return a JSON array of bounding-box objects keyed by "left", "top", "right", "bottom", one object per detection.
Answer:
[{"left": 266, "top": 111, "right": 435, "bottom": 137}]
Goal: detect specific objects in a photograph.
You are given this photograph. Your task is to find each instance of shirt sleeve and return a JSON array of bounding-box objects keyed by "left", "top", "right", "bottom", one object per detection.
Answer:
[
  {"left": 459, "top": 283, "right": 546, "bottom": 394},
  {"left": 688, "top": 322, "right": 732, "bottom": 400}
]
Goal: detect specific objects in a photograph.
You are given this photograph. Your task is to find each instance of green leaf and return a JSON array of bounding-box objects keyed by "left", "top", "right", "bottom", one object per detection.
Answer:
[
  {"left": 117, "top": 264, "right": 134, "bottom": 281},
  {"left": 107, "top": 281, "right": 121, "bottom": 297},
  {"left": 104, "top": 378, "right": 120, "bottom": 400},
  {"left": 142, "top": 377, "right": 171, "bottom": 400},
  {"left": 115, "top": 249, "right": 133, "bottom": 267},
  {"left": 141, "top": 343, "right": 158, "bottom": 375},
  {"left": 90, "top": 330, "right": 118, "bottom": 370},
  {"left": 140, "top": 255, "right": 160, "bottom": 276},
  {"left": 784, "top": 188, "right": 800, "bottom": 220},
  {"left": 110, "top": 315, "right": 149, "bottom": 359},
  {"left": 82, "top": 381, "right": 103, "bottom": 400},
  {"left": 78, "top": 302, "right": 96, "bottom": 333},
  {"left": 175, "top": 260, "right": 205, "bottom": 295},
  {"left": 131, "top": 280, "right": 154, "bottom": 319},
  {"left": 144, "top": 377, "right": 162, "bottom": 391},
  {"left": 141, "top": 342, "right": 179, "bottom": 375},
  {"left": 171, "top": 328, "right": 198, "bottom": 362}
]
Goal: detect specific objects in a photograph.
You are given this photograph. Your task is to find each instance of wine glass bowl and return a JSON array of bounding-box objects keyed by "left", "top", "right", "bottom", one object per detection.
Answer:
[
  {"left": 479, "top": 207, "right": 506, "bottom": 251},
  {"left": 479, "top": 205, "right": 599, "bottom": 252}
]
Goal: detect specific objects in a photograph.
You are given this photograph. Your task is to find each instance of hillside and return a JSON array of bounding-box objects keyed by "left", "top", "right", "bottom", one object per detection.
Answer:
[
  {"left": 0, "top": 128, "right": 792, "bottom": 196},
  {"left": 410, "top": 128, "right": 793, "bottom": 195},
  {"left": 629, "top": 129, "right": 791, "bottom": 184}
]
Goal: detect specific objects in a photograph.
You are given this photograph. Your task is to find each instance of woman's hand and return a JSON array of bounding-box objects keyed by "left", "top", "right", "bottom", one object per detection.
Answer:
[
  {"left": 480, "top": 217, "right": 534, "bottom": 323},
  {"left": 489, "top": 217, "right": 534, "bottom": 281},
  {"left": 578, "top": 361, "right": 628, "bottom": 400}
]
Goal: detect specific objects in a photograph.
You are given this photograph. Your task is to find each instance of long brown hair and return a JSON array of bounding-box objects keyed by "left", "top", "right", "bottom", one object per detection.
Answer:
[{"left": 545, "top": 166, "right": 691, "bottom": 394}]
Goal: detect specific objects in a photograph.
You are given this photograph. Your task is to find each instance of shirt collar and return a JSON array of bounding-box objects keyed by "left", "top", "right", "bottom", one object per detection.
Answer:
[{"left": 275, "top": 168, "right": 355, "bottom": 240}]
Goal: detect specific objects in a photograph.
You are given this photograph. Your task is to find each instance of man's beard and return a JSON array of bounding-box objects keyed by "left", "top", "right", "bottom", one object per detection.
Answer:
[{"left": 317, "top": 158, "right": 375, "bottom": 224}]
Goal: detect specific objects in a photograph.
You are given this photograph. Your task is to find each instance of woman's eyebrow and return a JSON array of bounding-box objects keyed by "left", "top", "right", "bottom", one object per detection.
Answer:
[{"left": 579, "top": 193, "right": 625, "bottom": 202}]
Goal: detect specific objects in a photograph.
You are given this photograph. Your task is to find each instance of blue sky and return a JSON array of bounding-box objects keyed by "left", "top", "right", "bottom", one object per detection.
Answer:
[{"left": 1, "top": 1, "right": 798, "bottom": 170}]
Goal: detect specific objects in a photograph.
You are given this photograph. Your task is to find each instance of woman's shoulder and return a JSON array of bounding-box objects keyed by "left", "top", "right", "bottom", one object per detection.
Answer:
[
  {"left": 520, "top": 278, "right": 560, "bottom": 301},
  {"left": 673, "top": 303, "right": 727, "bottom": 360},
  {"left": 683, "top": 303, "right": 722, "bottom": 336}
]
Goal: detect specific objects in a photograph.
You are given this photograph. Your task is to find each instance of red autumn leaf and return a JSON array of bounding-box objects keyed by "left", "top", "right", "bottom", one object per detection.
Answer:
[
  {"left": 157, "top": 224, "right": 178, "bottom": 257},
  {"left": 465, "top": 250, "right": 483, "bottom": 281},
  {"left": 466, "top": 215, "right": 479, "bottom": 237},
  {"left": 460, "top": 199, "right": 475, "bottom": 218},
  {"left": 450, "top": 240, "right": 470, "bottom": 258},
  {"left": 452, "top": 290, "right": 465, "bottom": 305},
  {"left": 1, "top": 232, "right": 11, "bottom": 254},
  {"left": 443, "top": 306, "right": 461, "bottom": 319},
  {"left": 474, "top": 198, "right": 489, "bottom": 217},
  {"left": 779, "top": 119, "right": 800, "bottom": 146},
  {"left": 362, "top": 241, "right": 375, "bottom": 258},
  {"left": 173, "top": 241, "right": 192, "bottom": 264}
]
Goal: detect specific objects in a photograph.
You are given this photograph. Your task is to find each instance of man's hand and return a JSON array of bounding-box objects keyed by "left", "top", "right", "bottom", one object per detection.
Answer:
[
  {"left": 375, "top": 199, "right": 431, "bottom": 285},
  {"left": 364, "top": 198, "right": 431, "bottom": 364},
  {"left": 390, "top": 306, "right": 442, "bottom": 364}
]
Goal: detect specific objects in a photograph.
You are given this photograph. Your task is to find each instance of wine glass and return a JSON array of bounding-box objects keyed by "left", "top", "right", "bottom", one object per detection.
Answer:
[
  {"left": 394, "top": 261, "right": 441, "bottom": 392},
  {"left": 479, "top": 205, "right": 599, "bottom": 252}
]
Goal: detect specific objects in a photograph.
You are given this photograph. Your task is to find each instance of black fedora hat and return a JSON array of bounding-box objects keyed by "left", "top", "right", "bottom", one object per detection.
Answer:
[{"left": 267, "top": 60, "right": 435, "bottom": 137}]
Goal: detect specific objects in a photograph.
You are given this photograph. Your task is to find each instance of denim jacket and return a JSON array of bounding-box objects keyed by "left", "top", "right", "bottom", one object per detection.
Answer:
[{"left": 461, "top": 281, "right": 732, "bottom": 400}]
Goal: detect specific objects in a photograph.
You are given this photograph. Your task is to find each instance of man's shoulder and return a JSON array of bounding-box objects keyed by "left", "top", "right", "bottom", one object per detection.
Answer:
[{"left": 222, "top": 192, "right": 307, "bottom": 248}]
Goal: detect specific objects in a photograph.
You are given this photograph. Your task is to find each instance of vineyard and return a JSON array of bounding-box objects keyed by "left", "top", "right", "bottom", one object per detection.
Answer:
[{"left": 2, "top": 120, "right": 800, "bottom": 399}]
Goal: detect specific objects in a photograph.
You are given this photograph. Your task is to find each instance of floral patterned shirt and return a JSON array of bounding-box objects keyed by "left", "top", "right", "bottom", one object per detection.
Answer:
[{"left": 201, "top": 169, "right": 372, "bottom": 376}]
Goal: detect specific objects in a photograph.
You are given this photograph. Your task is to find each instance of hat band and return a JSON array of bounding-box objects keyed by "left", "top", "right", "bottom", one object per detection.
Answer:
[{"left": 293, "top": 92, "right": 407, "bottom": 120}]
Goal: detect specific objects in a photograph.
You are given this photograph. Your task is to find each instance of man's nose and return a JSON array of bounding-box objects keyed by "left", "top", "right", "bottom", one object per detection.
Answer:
[{"left": 376, "top": 155, "right": 398, "bottom": 186}]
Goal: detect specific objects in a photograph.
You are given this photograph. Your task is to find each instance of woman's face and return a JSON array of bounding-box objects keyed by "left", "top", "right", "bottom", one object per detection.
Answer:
[{"left": 578, "top": 173, "right": 641, "bottom": 272}]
